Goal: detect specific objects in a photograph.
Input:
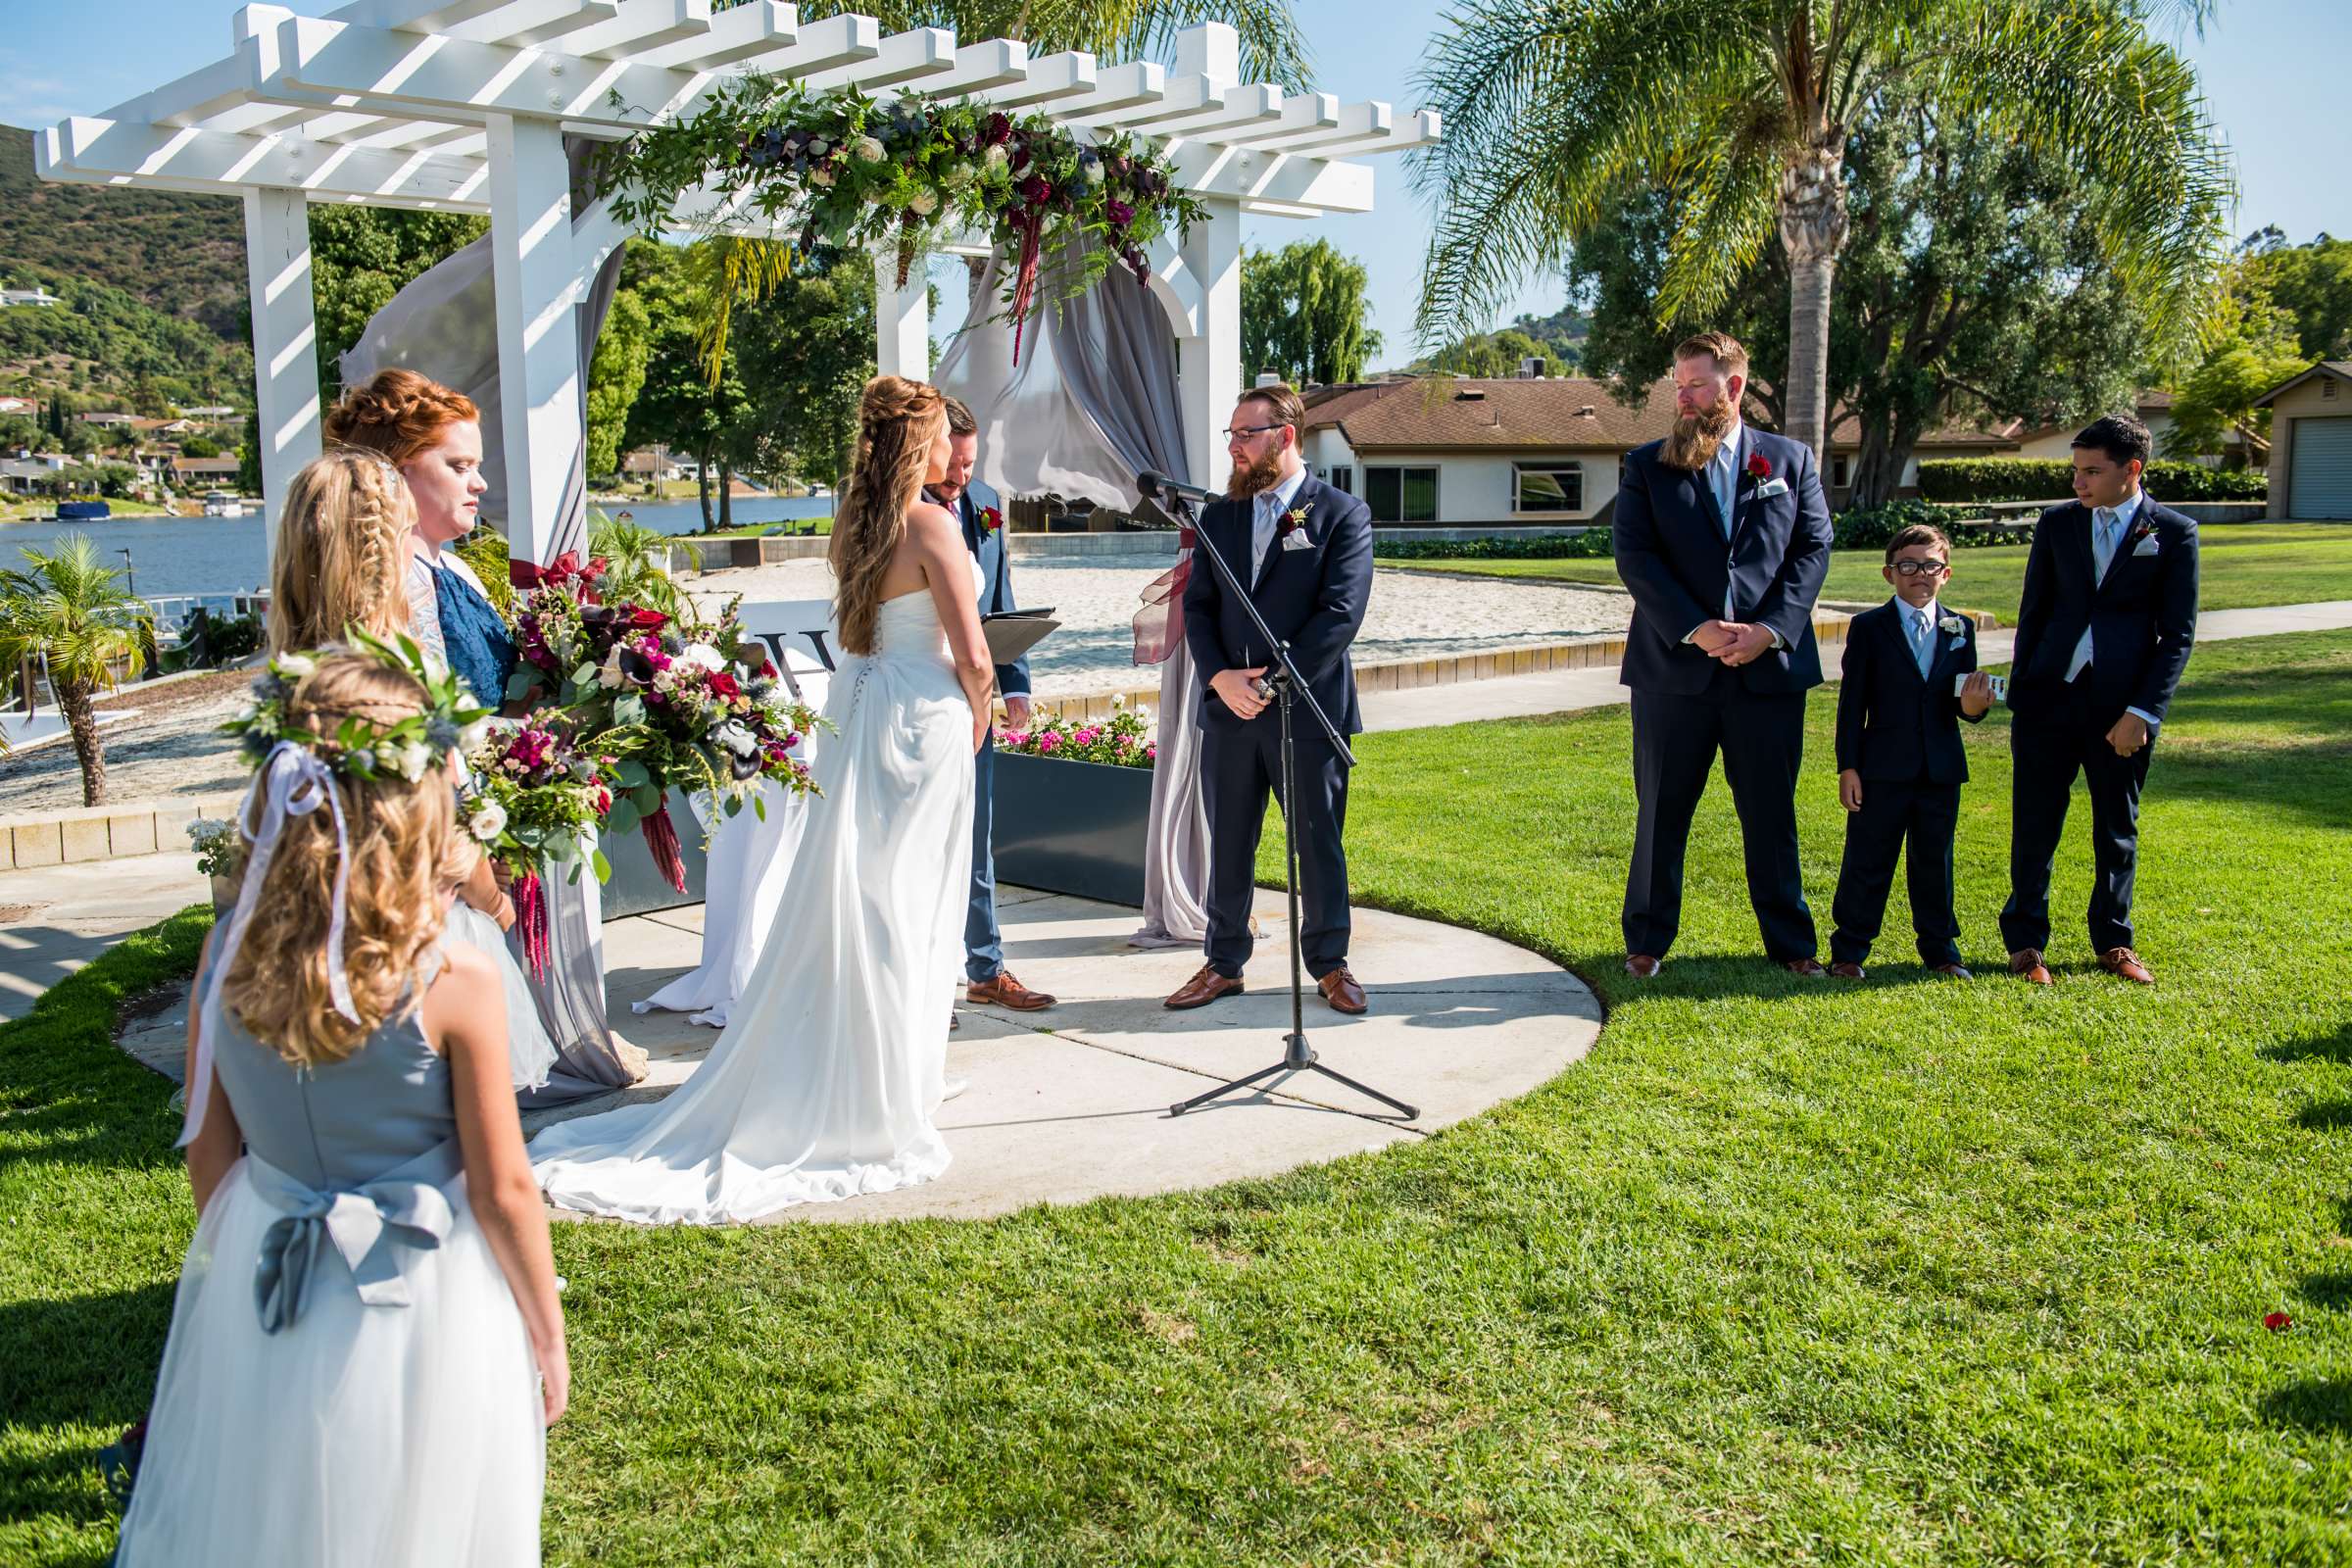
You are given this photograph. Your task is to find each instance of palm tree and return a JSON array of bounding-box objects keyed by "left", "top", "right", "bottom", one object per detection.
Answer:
[
  {"left": 0, "top": 534, "right": 150, "bottom": 807},
  {"left": 1410, "top": 0, "right": 2234, "bottom": 456},
  {"left": 588, "top": 511, "right": 689, "bottom": 616}
]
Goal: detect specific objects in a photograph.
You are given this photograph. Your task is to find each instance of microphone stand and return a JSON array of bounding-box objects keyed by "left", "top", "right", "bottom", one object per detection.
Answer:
[{"left": 1139, "top": 483, "right": 1417, "bottom": 1123}]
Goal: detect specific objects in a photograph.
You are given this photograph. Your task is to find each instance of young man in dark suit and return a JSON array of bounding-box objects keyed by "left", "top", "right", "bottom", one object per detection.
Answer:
[
  {"left": 1829, "top": 524, "right": 1995, "bottom": 979},
  {"left": 2000, "top": 414, "right": 2199, "bottom": 986},
  {"left": 929, "top": 395, "right": 1054, "bottom": 1015},
  {"left": 1163, "top": 383, "right": 1376, "bottom": 1015},
  {"left": 1613, "top": 331, "right": 1836, "bottom": 978}
]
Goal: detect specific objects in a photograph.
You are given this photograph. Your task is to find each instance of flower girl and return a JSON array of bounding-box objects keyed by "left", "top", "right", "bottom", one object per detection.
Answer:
[{"left": 112, "top": 647, "right": 565, "bottom": 1567}]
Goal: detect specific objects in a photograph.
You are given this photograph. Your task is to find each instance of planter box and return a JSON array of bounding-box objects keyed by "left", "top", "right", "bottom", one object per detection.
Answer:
[
  {"left": 598, "top": 787, "right": 711, "bottom": 919},
  {"left": 992, "top": 752, "right": 1152, "bottom": 907}
]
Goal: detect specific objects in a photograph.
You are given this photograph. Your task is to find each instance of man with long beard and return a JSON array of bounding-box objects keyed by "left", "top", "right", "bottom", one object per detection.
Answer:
[
  {"left": 1613, "top": 332, "right": 1835, "bottom": 977},
  {"left": 1162, "top": 384, "right": 1375, "bottom": 1014}
]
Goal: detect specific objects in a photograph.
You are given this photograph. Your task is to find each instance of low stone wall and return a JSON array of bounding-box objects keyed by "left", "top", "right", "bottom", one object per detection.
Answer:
[{"left": 0, "top": 792, "right": 245, "bottom": 871}]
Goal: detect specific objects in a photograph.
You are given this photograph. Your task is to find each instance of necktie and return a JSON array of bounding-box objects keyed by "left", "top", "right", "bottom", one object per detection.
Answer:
[
  {"left": 1911, "top": 608, "right": 1934, "bottom": 678},
  {"left": 2093, "top": 507, "right": 2122, "bottom": 581},
  {"left": 1250, "top": 494, "right": 1277, "bottom": 581}
]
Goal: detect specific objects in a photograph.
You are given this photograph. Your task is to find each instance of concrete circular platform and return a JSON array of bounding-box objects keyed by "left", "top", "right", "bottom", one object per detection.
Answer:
[{"left": 546, "top": 885, "right": 1602, "bottom": 1223}]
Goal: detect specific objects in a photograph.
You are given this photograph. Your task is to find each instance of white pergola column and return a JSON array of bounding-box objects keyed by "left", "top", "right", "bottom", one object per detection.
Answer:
[
  {"left": 242, "top": 186, "right": 321, "bottom": 567},
  {"left": 874, "top": 250, "right": 930, "bottom": 382},
  {"left": 485, "top": 112, "right": 588, "bottom": 570},
  {"left": 1175, "top": 198, "right": 1243, "bottom": 492}
]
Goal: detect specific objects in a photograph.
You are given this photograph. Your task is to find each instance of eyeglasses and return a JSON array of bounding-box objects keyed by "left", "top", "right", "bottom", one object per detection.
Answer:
[
  {"left": 1222, "top": 422, "right": 1286, "bottom": 444},
  {"left": 1889, "top": 560, "right": 1949, "bottom": 577}
]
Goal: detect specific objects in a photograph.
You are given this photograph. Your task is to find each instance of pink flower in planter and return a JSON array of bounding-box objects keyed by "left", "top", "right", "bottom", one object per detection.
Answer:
[{"left": 1038, "top": 731, "right": 1060, "bottom": 752}]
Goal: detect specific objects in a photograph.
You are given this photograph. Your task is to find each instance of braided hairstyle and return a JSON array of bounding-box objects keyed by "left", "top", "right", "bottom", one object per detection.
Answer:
[
  {"left": 269, "top": 449, "right": 419, "bottom": 654},
  {"left": 324, "top": 368, "right": 480, "bottom": 466},
  {"left": 220, "top": 655, "right": 468, "bottom": 1068},
  {"left": 829, "top": 375, "right": 947, "bottom": 656}
]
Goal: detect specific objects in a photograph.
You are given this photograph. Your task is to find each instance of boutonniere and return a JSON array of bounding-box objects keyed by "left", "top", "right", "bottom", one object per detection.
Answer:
[
  {"left": 1279, "top": 506, "right": 1314, "bottom": 552},
  {"left": 1280, "top": 506, "right": 1308, "bottom": 536},
  {"left": 2129, "top": 520, "right": 2160, "bottom": 557},
  {"left": 979, "top": 505, "right": 1004, "bottom": 535},
  {"left": 1939, "top": 612, "right": 1968, "bottom": 650},
  {"left": 1743, "top": 453, "right": 1772, "bottom": 482}
]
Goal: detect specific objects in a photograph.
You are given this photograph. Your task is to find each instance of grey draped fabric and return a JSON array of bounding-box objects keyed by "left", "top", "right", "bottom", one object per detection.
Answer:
[
  {"left": 343, "top": 134, "right": 640, "bottom": 1101},
  {"left": 934, "top": 241, "right": 1210, "bottom": 945}
]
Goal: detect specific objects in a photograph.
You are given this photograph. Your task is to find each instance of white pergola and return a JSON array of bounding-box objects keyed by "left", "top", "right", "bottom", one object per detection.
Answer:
[{"left": 38, "top": 2, "right": 1437, "bottom": 568}]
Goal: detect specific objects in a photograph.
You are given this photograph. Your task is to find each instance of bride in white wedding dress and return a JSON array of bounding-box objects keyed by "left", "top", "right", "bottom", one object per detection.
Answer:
[{"left": 530, "top": 376, "right": 998, "bottom": 1223}]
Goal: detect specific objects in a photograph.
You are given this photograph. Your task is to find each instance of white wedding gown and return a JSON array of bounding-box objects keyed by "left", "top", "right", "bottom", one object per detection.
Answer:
[
  {"left": 528, "top": 563, "right": 978, "bottom": 1223},
  {"left": 630, "top": 780, "right": 810, "bottom": 1030}
]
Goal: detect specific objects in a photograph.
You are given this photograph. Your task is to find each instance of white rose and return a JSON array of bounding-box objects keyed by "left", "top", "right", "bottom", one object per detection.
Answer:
[
  {"left": 809, "top": 168, "right": 836, "bottom": 188},
  {"left": 855, "top": 135, "right": 885, "bottom": 163},
  {"left": 275, "top": 653, "right": 316, "bottom": 679},
  {"left": 395, "top": 741, "right": 433, "bottom": 781},
  {"left": 597, "top": 649, "right": 626, "bottom": 690},
  {"left": 467, "top": 801, "right": 508, "bottom": 842},
  {"left": 906, "top": 188, "right": 938, "bottom": 217},
  {"left": 1938, "top": 614, "right": 1967, "bottom": 634},
  {"left": 984, "top": 145, "right": 1008, "bottom": 171},
  {"left": 678, "top": 643, "right": 726, "bottom": 673}
]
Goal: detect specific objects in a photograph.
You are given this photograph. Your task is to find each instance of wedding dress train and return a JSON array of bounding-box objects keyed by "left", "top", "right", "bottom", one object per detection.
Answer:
[{"left": 528, "top": 564, "right": 978, "bottom": 1223}]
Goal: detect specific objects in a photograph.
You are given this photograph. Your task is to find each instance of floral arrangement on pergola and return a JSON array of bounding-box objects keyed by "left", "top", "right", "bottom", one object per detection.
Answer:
[{"left": 595, "top": 74, "right": 1205, "bottom": 362}]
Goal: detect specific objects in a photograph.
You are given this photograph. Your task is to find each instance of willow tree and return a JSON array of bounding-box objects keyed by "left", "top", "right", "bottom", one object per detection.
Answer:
[{"left": 1409, "top": 0, "right": 2234, "bottom": 457}]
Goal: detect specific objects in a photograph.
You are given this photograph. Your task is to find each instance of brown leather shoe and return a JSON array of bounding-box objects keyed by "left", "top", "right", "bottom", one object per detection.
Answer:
[
  {"left": 1930, "top": 962, "right": 1974, "bottom": 981},
  {"left": 1163, "top": 964, "right": 1244, "bottom": 1010},
  {"left": 967, "top": 969, "right": 1055, "bottom": 1010},
  {"left": 1317, "top": 968, "right": 1368, "bottom": 1015},
  {"left": 2009, "top": 949, "right": 2053, "bottom": 986},
  {"left": 1785, "top": 958, "right": 1828, "bottom": 978},
  {"left": 1829, "top": 960, "right": 1865, "bottom": 979},
  {"left": 1625, "top": 954, "right": 1661, "bottom": 979},
  {"left": 2097, "top": 947, "right": 2154, "bottom": 985}
]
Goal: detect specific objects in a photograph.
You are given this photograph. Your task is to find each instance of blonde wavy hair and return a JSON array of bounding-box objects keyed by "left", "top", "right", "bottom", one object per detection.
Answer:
[
  {"left": 269, "top": 449, "right": 417, "bottom": 654},
  {"left": 829, "top": 375, "right": 946, "bottom": 656},
  {"left": 220, "top": 654, "right": 468, "bottom": 1068}
]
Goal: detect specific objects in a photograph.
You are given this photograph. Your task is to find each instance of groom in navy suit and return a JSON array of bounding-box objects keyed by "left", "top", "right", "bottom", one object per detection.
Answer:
[
  {"left": 930, "top": 396, "right": 1054, "bottom": 1013},
  {"left": 1164, "top": 383, "right": 1376, "bottom": 1015},
  {"left": 1614, "top": 331, "right": 1835, "bottom": 976}
]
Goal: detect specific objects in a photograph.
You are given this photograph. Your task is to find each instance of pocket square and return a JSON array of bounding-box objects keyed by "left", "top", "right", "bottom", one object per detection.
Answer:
[
  {"left": 1280, "top": 529, "right": 1315, "bottom": 552},
  {"left": 2132, "top": 533, "right": 2161, "bottom": 557},
  {"left": 1755, "top": 476, "right": 1790, "bottom": 499}
]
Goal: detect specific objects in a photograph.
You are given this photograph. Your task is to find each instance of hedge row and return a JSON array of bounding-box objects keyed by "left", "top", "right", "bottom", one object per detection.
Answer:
[
  {"left": 1375, "top": 530, "right": 1615, "bottom": 562},
  {"left": 1918, "top": 459, "right": 2267, "bottom": 504}
]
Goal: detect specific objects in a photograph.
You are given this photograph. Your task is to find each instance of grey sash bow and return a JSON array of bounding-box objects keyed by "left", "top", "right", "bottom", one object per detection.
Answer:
[{"left": 247, "top": 1151, "right": 459, "bottom": 1334}]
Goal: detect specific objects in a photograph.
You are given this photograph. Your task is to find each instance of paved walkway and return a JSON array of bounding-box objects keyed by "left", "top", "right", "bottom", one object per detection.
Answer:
[
  {"left": 108, "top": 880, "right": 1597, "bottom": 1222},
  {"left": 1359, "top": 597, "right": 2352, "bottom": 733}
]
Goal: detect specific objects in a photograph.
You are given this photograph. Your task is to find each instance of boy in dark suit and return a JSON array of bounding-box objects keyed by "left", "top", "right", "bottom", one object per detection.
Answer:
[
  {"left": 1999, "top": 414, "right": 2199, "bottom": 986},
  {"left": 1830, "top": 524, "right": 1995, "bottom": 979}
]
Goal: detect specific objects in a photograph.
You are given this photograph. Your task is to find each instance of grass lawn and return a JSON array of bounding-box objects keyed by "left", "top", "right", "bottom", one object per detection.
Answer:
[
  {"left": 7, "top": 633, "right": 2352, "bottom": 1563},
  {"left": 1388, "top": 520, "right": 2352, "bottom": 624}
]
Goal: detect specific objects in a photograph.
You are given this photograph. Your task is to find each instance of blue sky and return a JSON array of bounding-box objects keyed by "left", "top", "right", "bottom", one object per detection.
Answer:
[{"left": 5, "top": 0, "right": 2346, "bottom": 368}]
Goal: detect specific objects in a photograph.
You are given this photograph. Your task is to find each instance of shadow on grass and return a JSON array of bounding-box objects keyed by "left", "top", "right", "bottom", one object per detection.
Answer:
[
  {"left": 2300, "top": 1272, "right": 2352, "bottom": 1310},
  {"left": 2261, "top": 1379, "right": 2352, "bottom": 1434},
  {"left": 2263, "top": 1020, "right": 2352, "bottom": 1064},
  {"left": 2294, "top": 1101, "right": 2352, "bottom": 1132}
]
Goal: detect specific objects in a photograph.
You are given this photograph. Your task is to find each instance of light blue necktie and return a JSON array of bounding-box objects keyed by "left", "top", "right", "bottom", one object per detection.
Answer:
[
  {"left": 1910, "top": 606, "right": 1935, "bottom": 678},
  {"left": 2092, "top": 507, "right": 2123, "bottom": 581}
]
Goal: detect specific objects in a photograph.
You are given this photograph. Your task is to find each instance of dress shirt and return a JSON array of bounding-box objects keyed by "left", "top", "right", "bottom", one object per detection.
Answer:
[
  {"left": 2064, "top": 488, "right": 2161, "bottom": 730},
  {"left": 1250, "top": 466, "right": 1310, "bottom": 583}
]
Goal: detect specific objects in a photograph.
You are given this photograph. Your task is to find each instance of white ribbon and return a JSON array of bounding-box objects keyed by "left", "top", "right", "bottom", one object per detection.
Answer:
[{"left": 181, "top": 744, "right": 361, "bottom": 1149}]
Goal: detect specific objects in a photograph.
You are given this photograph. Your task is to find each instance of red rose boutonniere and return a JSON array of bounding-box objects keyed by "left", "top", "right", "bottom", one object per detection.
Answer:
[
  {"left": 1744, "top": 453, "right": 1772, "bottom": 482},
  {"left": 1280, "top": 506, "right": 1309, "bottom": 537},
  {"left": 979, "top": 505, "right": 1005, "bottom": 535}
]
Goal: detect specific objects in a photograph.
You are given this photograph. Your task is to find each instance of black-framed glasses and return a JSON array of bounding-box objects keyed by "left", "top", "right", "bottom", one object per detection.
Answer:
[
  {"left": 1222, "top": 422, "right": 1286, "bottom": 444},
  {"left": 1889, "top": 560, "right": 1949, "bottom": 578}
]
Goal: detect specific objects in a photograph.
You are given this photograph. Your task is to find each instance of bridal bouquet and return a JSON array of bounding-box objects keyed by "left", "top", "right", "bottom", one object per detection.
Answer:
[
  {"left": 463, "top": 716, "right": 616, "bottom": 980},
  {"left": 507, "top": 557, "right": 823, "bottom": 892}
]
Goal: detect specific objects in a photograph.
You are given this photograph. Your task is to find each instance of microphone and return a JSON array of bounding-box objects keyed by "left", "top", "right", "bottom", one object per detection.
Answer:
[{"left": 1137, "top": 469, "right": 1218, "bottom": 505}]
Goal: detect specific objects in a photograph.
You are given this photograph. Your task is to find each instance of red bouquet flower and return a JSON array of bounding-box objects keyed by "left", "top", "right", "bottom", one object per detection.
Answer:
[{"left": 980, "top": 505, "right": 1004, "bottom": 534}]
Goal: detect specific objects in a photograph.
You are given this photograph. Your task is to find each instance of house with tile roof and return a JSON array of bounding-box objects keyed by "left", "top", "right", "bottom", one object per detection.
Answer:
[
  {"left": 1298, "top": 376, "right": 2015, "bottom": 530},
  {"left": 2253, "top": 361, "right": 2352, "bottom": 519}
]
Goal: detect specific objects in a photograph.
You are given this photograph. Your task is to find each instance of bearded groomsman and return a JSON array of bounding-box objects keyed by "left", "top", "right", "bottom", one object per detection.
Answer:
[
  {"left": 1163, "top": 383, "right": 1375, "bottom": 1015},
  {"left": 930, "top": 395, "right": 1054, "bottom": 1013},
  {"left": 1614, "top": 332, "right": 1835, "bottom": 977},
  {"left": 1999, "top": 414, "right": 2198, "bottom": 986}
]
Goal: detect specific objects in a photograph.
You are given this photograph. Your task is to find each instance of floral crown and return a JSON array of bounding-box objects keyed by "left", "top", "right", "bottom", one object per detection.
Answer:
[{"left": 226, "top": 628, "right": 494, "bottom": 784}]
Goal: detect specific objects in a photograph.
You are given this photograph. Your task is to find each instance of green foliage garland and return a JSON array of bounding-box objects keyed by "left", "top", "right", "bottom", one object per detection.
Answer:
[{"left": 595, "top": 77, "right": 1203, "bottom": 363}]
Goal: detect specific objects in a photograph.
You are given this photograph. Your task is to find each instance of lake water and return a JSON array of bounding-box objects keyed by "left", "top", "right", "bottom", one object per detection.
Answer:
[{"left": 0, "top": 495, "right": 836, "bottom": 601}]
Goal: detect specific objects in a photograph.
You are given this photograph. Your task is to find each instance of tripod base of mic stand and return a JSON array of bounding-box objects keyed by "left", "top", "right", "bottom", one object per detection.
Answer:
[{"left": 1167, "top": 1035, "right": 1419, "bottom": 1121}]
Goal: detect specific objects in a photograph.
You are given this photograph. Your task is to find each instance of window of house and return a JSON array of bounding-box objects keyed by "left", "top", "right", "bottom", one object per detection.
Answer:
[
  {"left": 1512, "top": 464, "right": 1584, "bottom": 514},
  {"left": 1364, "top": 466, "right": 1439, "bottom": 523},
  {"left": 1327, "top": 465, "right": 1353, "bottom": 495},
  {"left": 1831, "top": 454, "right": 1853, "bottom": 488}
]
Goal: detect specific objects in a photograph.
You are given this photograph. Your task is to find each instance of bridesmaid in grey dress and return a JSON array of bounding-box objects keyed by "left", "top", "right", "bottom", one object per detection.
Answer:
[
  {"left": 116, "top": 651, "right": 564, "bottom": 1566},
  {"left": 326, "top": 368, "right": 646, "bottom": 1101}
]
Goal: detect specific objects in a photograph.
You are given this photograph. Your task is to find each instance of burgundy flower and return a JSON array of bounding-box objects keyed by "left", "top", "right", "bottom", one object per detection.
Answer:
[
  {"left": 1018, "top": 174, "right": 1053, "bottom": 205},
  {"left": 983, "top": 112, "right": 1013, "bottom": 146},
  {"left": 1745, "top": 452, "right": 1771, "bottom": 480},
  {"left": 1105, "top": 198, "right": 1135, "bottom": 226}
]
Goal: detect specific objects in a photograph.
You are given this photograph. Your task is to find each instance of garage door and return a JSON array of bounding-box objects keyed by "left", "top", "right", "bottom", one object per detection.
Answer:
[{"left": 2291, "top": 416, "right": 2352, "bottom": 520}]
